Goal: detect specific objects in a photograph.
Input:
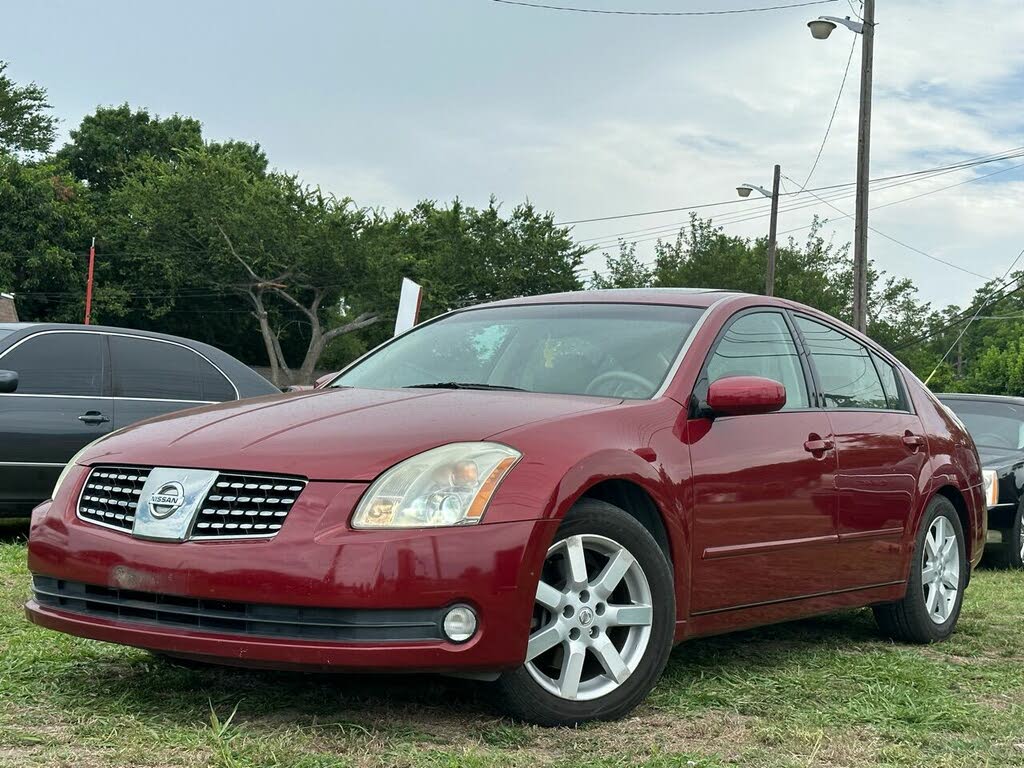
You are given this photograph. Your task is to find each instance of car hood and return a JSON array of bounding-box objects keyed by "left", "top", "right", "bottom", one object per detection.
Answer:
[
  {"left": 975, "top": 445, "right": 1024, "bottom": 474},
  {"left": 82, "top": 387, "right": 620, "bottom": 481}
]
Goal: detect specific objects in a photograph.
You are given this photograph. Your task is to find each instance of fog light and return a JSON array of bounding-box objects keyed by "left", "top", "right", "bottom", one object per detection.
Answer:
[{"left": 443, "top": 605, "right": 478, "bottom": 643}]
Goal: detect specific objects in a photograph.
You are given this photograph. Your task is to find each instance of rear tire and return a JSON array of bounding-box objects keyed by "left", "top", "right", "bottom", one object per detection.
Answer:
[
  {"left": 873, "top": 495, "right": 966, "bottom": 643},
  {"left": 493, "top": 499, "right": 675, "bottom": 726}
]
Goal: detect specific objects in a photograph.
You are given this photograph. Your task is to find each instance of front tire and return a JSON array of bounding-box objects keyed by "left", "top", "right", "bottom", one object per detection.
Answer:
[
  {"left": 989, "top": 502, "right": 1024, "bottom": 570},
  {"left": 873, "top": 495, "right": 966, "bottom": 643},
  {"left": 494, "top": 499, "right": 675, "bottom": 726}
]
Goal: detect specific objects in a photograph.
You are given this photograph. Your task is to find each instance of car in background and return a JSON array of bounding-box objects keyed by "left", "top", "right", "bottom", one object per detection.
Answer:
[
  {"left": 27, "top": 290, "right": 986, "bottom": 725},
  {"left": 937, "top": 393, "right": 1024, "bottom": 568},
  {"left": 0, "top": 323, "right": 279, "bottom": 517}
]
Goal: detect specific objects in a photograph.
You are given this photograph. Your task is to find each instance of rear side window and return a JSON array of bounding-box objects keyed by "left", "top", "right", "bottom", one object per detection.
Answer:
[
  {"left": 870, "top": 351, "right": 909, "bottom": 411},
  {"left": 794, "top": 316, "right": 887, "bottom": 410},
  {"left": 706, "top": 311, "right": 809, "bottom": 410},
  {"left": 110, "top": 336, "right": 235, "bottom": 402},
  {"left": 0, "top": 332, "right": 106, "bottom": 396}
]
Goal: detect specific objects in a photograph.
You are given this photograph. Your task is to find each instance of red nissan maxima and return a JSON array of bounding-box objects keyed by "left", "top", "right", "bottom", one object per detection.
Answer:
[{"left": 26, "top": 289, "right": 986, "bottom": 725}]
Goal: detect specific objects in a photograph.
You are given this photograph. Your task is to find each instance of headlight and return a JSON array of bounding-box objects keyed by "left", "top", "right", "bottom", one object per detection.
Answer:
[
  {"left": 982, "top": 469, "right": 1000, "bottom": 508},
  {"left": 351, "top": 442, "right": 521, "bottom": 529}
]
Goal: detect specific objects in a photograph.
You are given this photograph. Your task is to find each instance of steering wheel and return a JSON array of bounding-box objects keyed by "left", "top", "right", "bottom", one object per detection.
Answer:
[
  {"left": 585, "top": 370, "right": 656, "bottom": 398},
  {"left": 975, "top": 432, "right": 1013, "bottom": 449}
]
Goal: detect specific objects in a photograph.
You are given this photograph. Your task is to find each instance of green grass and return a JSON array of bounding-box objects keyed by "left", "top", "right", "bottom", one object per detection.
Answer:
[{"left": 2, "top": 517, "right": 1022, "bottom": 767}]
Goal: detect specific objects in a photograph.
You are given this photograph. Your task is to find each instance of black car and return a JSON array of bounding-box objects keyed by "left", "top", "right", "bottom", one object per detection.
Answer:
[
  {"left": 0, "top": 323, "right": 279, "bottom": 517},
  {"left": 938, "top": 393, "right": 1024, "bottom": 568}
]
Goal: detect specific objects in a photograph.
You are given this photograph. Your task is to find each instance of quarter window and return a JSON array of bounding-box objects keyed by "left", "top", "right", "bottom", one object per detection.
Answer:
[
  {"left": 110, "top": 336, "right": 235, "bottom": 401},
  {"left": 870, "top": 351, "right": 908, "bottom": 411},
  {"left": 794, "top": 316, "right": 887, "bottom": 410},
  {"left": 0, "top": 332, "right": 106, "bottom": 396},
  {"left": 706, "top": 311, "right": 809, "bottom": 410}
]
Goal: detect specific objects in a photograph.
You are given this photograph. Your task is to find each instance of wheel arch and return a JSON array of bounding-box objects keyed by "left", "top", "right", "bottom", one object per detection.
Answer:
[
  {"left": 579, "top": 479, "right": 672, "bottom": 565},
  {"left": 933, "top": 484, "right": 973, "bottom": 567}
]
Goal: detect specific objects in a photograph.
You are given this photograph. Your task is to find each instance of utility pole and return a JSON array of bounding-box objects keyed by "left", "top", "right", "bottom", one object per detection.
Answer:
[
  {"left": 84, "top": 237, "right": 96, "bottom": 325},
  {"left": 808, "top": 0, "right": 875, "bottom": 333},
  {"left": 766, "top": 164, "right": 781, "bottom": 297},
  {"left": 852, "top": 0, "right": 875, "bottom": 334}
]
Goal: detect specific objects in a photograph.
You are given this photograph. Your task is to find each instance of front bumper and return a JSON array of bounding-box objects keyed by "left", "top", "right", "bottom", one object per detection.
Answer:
[{"left": 26, "top": 466, "right": 557, "bottom": 673}]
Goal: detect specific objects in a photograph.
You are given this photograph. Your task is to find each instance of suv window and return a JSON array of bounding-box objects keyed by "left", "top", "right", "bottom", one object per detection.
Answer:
[
  {"left": 0, "top": 332, "right": 106, "bottom": 396},
  {"left": 706, "top": 311, "right": 809, "bottom": 410},
  {"left": 794, "top": 316, "right": 887, "bottom": 410},
  {"left": 110, "top": 336, "right": 235, "bottom": 401},
  {"left": 870, "top": 351, "right": 908, "bottom": 411}
]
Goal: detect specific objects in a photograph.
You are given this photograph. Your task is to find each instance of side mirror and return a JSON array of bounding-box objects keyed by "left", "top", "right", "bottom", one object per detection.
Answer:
[
  {"left": 706, "top": 376, "right": 786, "bottom": 417},
  {"left": 0, "top": 370, "right": 17, "bottom": 394},
  {"left": 314, "top": 372, "right": 339, "bottom": 389}
]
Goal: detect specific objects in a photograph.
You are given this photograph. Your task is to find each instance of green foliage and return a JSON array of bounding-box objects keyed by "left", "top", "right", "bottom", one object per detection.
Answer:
[
  {"left": 591, "top": 241, "right": 652, "bottom": 289},
  {"left": 0, "top": 61, "right": 56, "bottom": 154},
  {"left": 56, "top": 104, "right": 203, "bottom": 192}
]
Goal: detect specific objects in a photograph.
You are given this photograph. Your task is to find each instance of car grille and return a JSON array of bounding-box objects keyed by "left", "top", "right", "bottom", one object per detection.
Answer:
[
  {"left": 32, "top": 576, "right": 444, "bottom": 643},
  {"left": 193, "top": 473, "right": 306, "bottom": 539},
  {"left": 77, "top": 467, "right": 306, "bottom": 540},
  {"left": 78, "top": 466, "right": 151, "bottom": 531}
]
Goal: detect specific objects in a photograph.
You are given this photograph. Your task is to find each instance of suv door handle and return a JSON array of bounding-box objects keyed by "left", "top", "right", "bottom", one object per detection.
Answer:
[
  {"left": 78, "top": 411, "right": 110, "bottom": 425},
  {"left": 804, "top": 436, "right": 834, "bottom": 456},
  {"left": 902, "top": 432, "right": 926, "bottom": 451}
]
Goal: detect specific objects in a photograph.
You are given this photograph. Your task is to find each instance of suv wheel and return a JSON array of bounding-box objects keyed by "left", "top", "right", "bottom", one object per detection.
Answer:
[{"left": 494, "top": 499, "right": 675, "bottom": 726}]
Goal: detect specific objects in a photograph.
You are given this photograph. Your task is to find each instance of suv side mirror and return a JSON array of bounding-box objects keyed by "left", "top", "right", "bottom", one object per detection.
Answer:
[
  {"left": 0, "top": 370, "right": 18, "bottom": 394},
  {"left": 706, "top": 376, "right": 786, "bottom": 417}
]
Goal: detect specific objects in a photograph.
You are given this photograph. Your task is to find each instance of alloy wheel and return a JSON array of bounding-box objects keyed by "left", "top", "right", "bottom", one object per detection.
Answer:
[
  {"left": 921, "top": 515, "right": 960, "bottom": 624},
  {"left": 525, "top": 534, "right": 653, "bottom": 701}
]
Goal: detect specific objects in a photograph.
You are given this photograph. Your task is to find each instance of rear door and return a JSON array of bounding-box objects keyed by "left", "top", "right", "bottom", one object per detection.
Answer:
[
  {"left": 109, "top": 335, "right": 237, "bottom": 429},
  {"left": 0, "top": 331, "right": 112, "bottom": 512},
  {"left": 688, "top": 309, "right": 839, "bottom": 613},
  {"left": 793, "top": 314, "right": 927, "bottom": 590}
]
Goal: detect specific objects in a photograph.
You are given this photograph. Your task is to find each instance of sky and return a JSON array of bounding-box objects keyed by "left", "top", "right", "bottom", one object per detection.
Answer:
[{"left": 4, "top": 0, "right": 1023, "bottom": 309}]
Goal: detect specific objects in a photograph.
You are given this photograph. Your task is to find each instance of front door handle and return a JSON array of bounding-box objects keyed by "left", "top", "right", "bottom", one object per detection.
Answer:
[
  {"left": 902, "top": 432, "right": 926, "bottom": 451},
  {"left": 804, "top": 436, "right": 835, "bottom": 456},
  {"left": 78, "top": 411, "right": 110, "bottom": 425}
]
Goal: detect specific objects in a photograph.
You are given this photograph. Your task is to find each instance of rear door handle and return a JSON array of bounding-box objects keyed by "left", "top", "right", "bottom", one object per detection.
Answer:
[
  {"left": 902, "top": 433, "right": 926, "bottom": 451},
  {"left": 78, "top": 411, "right": 110, "bottom": 425},
  {"left": 804, "top": 437, "right": 834, "bottom": 455}
]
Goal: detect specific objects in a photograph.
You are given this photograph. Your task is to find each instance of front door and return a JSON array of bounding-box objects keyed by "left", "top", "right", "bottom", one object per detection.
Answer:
[
  {"left": 0, "top": 331, "right": 112, "bottom": 513},
  {"left": 688, "top": 310, "right": 838, "bottom": 613},
  {"left": 793, "top": 315, "right": 927, "bottom": 589}
]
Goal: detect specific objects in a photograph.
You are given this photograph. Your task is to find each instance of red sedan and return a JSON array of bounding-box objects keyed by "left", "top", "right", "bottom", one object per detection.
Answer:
[{"left": 26, "top": 290, "right": 986, "bottom": 725}]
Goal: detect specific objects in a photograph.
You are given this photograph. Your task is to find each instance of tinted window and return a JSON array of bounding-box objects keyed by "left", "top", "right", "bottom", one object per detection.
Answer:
[
  {"left": 940, "top": 398, "right": 1024, "bottom": 451},
  {"left": 110, "top": 336, "right": 234, "bottom": 401},
  {"left": 795, "top": 316, "right": 887, "bottom": 410},
  {"left": 334, "top": 303, "right": 705, "bottom": 399},
  {"left": 706, "top": 311, "right": 809, "bottom": 410},
  {"left": 870, "top": 351, "right": 908, "bottom": 411},
  {"left": 0, "top": 332, "right": 105, "bottom": 396}
]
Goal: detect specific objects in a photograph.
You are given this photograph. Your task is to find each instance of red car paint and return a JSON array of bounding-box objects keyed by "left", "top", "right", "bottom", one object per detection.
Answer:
[{"left": 26, "top": 290, "right": 986, "bottom": 672}]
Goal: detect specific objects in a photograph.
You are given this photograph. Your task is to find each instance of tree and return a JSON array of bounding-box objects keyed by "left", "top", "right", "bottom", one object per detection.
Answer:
[
  {"left": 104, "top": 147, "right": 381, "bottom": 386},
  {"left": 591, "top": 241, "right": 652, "bottom": 289},
  {"left": 0, "top": 155, "right": 94, "bottom": 320},
  {"left": 0, "top": 61, "right": 56, "bottom": 155},
  {"left": 57, "top": 104, "right": 203, "bottom": 191}
]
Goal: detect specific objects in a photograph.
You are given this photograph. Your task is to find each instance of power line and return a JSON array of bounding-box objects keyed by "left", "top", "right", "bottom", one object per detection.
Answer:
[
  {"left": 490, "top": 0, "right": 839, "bottom": 17},
  {"left": 802, "top": 33, "right": 857, "bottom": 189}
]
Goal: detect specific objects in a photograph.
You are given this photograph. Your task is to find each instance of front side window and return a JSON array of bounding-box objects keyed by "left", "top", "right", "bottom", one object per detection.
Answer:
[
  {"left": 333, "top": 303, "right": 706, "bottom": 399},
  {"left": 110, "top": 336, "right": 234, "bottom": 401},
  {"left": 0, "top": 332, "right": 105, "bottom": 396},
  {"left": 705, "top": 311, "right": 809, "bottom": 410},
  {"left": 795, "top": 316, "right": 887, "bottom": 410}
]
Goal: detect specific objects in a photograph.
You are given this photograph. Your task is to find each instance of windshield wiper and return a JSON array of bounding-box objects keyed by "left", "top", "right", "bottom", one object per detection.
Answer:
[{"left": 403, "top": 382, "right": 526, "bottom": 392}]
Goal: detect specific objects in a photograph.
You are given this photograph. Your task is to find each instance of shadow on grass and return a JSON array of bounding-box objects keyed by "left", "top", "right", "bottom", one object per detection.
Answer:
[
  {"left": 32, "top": 609, "right": 882, "bottom": 731},
  {"left": 0, "top": 517, "right": 30, "bottom": 543}
]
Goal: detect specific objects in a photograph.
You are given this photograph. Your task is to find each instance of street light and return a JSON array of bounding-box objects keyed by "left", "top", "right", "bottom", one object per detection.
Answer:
[
  {"left": 736, "top": 164, "right": 781, "bottom": 297},
  {"left": 808, "top": 3, "right": 875, "bottom": 334}
]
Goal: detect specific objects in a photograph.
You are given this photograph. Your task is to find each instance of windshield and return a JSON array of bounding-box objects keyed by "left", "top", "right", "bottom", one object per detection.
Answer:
[
  {"left": 333, "top": 303, "right": 705, "bottom": 399},
  {"left": 941, "top": 398, "right": 1024, "bottom": 451}
]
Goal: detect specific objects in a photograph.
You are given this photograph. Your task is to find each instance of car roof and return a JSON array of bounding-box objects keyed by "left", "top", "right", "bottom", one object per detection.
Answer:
[
  {"left": 0, "top": 322, "right": 221, "bottom": 346},
  {"left": 479, "top": 288, "right": 747, "bottom": 310},
  {"left": 936, "top": 392, "right": 1024, "bottom": 405}
]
